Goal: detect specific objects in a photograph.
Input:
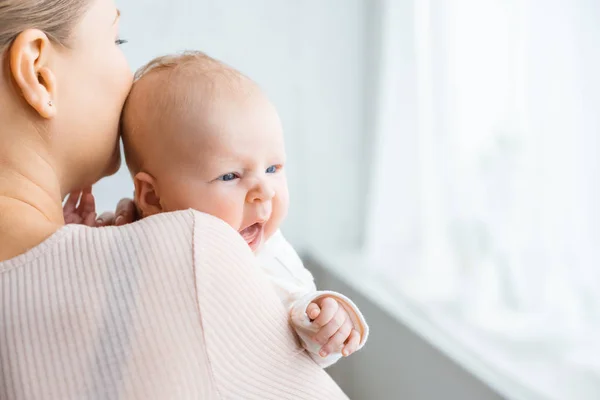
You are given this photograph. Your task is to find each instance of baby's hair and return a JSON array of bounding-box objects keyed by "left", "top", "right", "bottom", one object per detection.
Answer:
[
  {"left": 133, "top": 50, "right": 247, "bottom": 88},
  {"left": 121, "top": 51, "right": 256, "bottom": 176}
]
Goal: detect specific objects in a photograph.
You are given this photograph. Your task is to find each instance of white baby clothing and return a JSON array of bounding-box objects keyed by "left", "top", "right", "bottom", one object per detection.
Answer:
[{"left": 256, "top": 230, "right": 369, "bottom": 368}]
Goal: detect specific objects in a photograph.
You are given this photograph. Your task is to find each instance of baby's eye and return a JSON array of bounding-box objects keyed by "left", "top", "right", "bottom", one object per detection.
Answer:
[
  {"left": 218, "top": 173, "right": 238, "bottom": 182},
  {"left": 266, "top": 165, "right": 279, "bottom": 174}
]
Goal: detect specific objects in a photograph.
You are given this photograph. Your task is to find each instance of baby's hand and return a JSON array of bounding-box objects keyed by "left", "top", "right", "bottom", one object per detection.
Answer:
[{"left": 306, "top": 297, "right": 361, "bottom": 358}]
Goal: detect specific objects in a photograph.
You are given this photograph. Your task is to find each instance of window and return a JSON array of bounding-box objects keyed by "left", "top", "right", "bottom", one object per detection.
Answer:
[{"left": 365, "top": 0, "right": 600, "bottom": 388}]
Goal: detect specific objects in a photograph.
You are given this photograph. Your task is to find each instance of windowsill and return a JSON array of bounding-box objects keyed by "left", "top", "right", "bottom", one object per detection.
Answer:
[{"left": 306, "top": 246, "right": 600, "bottom": 400}]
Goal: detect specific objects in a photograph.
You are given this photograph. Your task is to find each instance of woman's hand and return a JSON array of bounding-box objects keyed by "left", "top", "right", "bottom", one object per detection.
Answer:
[
  {"left": 96, "top": 197, "right": 138, "bottom": 227},
  {"left": 63, "top": 187, "right": 138, "bottom": 227},
  {"left": 63, "top": 187, "right": 97, "bottom": 226}
]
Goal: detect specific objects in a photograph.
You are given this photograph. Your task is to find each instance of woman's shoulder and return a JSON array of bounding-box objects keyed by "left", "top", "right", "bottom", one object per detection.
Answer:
[
  {"left": 136, "top": 208, "right": 247, "bottom": 249},
  {"left": 109, "top": 209, "right": 252, "bottom": 267},
  {"left": 107, "top": 208, "right": 234, "bottom": 241},
  {"left": 136, "top": 208, "right": 239, "bottom": 236},
  {"left": 101, "top": 209, "right": 246, "bottom": 261},
  {"left": 0, "top": 209, "right": 238, "bottom": 274}
]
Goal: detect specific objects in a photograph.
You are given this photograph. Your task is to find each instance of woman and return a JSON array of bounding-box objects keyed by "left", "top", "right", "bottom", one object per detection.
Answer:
[{"left": 0, "top": 0, "right": 348, "bottom": 398}]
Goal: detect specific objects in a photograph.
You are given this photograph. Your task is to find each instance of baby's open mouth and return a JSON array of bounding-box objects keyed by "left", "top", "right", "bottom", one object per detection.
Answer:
[{"left": 239, "top": 222, "right": 264, "bottom": 251}]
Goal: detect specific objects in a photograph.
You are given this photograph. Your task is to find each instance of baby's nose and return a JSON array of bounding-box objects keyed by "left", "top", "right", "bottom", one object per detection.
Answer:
[{"left": 247, "top": 181, "right": 275, "bottom": 203}]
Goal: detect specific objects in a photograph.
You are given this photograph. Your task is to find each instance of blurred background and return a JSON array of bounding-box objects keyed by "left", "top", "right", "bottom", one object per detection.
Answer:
[{"left": 98, "top": 0, "right": 600, "bottom": 398}]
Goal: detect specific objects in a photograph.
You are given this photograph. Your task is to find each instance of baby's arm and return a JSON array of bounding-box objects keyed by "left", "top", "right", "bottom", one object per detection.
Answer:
[{"left": 257, "top": 231, "right": 369, "bottom": 368}]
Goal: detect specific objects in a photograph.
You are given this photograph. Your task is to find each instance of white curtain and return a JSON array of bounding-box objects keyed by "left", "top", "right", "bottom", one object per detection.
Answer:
[{"left": 366, "top": 0, "right": 600, "bottom": 366}]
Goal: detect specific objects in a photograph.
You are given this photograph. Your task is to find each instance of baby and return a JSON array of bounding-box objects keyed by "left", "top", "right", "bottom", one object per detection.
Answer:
[{"left": 120, "top": 51, "right": 368, "bottom": 367}]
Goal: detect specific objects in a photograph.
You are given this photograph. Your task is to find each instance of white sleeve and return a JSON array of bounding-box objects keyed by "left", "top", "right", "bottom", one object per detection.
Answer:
[{"left": 257, "top": 231, "right": 369, "bottom": 368}]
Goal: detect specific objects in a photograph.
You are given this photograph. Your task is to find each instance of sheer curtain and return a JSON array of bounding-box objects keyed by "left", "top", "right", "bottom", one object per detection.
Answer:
[{"left": 366, "top": 0, "right": 600, "bottom": 369}]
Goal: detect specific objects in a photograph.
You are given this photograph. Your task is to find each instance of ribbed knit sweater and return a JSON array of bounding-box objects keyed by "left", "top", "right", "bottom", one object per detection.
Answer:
[{"left": 0, "top": 210, "right": 349, "bottom": 399}]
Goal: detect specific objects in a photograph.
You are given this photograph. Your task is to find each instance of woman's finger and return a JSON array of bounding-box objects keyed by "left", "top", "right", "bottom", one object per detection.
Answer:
[
  {"left": 81, "top": 191, "right": 96, "bottom": 216},
  {"left": 64, "top": 213, "right": 82, "bottom": 225},
  {"left": 115, "top": 198, "right": 136, "bottom": 226},
  {"left": 75, "top": 186, "right": 92, "bottom": 215},
  {"left": 96, "top": 212, "right": 115, "bottom": 227},
  {"left": 63, "top": 190, "right": 81, "bottom": 215},
  {"left": 83, "top": 211, "right": 97, "bottom": 227}
]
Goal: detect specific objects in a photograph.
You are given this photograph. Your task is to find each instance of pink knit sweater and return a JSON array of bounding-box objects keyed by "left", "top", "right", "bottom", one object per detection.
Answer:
[{"left": 0, "top": 210, "right": 348, "bottom": 399}]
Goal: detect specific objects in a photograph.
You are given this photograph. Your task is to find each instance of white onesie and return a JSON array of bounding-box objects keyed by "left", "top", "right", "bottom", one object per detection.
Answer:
[{"left": 256, "top": 230, "right": 369, "bottom": 368}]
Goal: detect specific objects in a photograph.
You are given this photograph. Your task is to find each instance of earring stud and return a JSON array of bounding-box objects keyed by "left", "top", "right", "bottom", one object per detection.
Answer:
[{"left": 48, "top": 100, "right": 53, "bottom": 107}]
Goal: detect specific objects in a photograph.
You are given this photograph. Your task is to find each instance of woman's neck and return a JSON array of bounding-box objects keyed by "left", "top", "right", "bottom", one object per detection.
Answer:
[{"left": 0, "top": 124, "right": 65, "bottom": 261}]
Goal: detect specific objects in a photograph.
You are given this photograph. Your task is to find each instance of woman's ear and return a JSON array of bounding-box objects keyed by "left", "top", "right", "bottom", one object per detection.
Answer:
[
  {"left": 134, "top": 172, "right": 163, "bottom": 217},
  {"left": 9, "top": 29, "right": 57, "bottom": 119}
]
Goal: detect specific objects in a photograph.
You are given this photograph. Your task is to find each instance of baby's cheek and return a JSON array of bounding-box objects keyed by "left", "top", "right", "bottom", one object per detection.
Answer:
[
  {"left": 168, "top": 187, "right": 245, "bottom": 229},
  {"left": 214, "top": 203, "right": 245, "bottom": 229},
  {"left": 265, "top": 191, "right": 289, "bottom": 241},
  {"left": 275, "top": 179, "right": 290, "bottom": 217},
  {"left": 200, "top": 198, "right": 243, "bottom": 228}
]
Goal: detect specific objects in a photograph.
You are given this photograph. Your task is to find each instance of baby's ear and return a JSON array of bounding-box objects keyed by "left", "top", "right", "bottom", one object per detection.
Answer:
[{"left": 134, "top": 172, "right": 163, "bottom": 217}]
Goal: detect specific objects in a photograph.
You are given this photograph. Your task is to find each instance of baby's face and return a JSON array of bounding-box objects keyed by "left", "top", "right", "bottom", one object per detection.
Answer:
[{"left": 154, "top": 90, "right": 289, "bottom": 252}]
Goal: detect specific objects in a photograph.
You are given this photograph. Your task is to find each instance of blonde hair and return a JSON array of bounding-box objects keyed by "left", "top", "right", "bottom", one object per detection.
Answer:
[{"left": 0, "top": 0, "right": 92, "bottom": 53}]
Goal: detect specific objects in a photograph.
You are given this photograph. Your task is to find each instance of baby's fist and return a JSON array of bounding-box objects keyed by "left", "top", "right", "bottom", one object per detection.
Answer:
[{"left": 307, "top": 297, "right": 361, "bottom": 358}]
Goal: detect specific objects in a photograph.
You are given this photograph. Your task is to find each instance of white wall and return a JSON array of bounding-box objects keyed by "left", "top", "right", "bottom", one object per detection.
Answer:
[{"left": 95, "top": 0, "right": 368, "bottom": 250}]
